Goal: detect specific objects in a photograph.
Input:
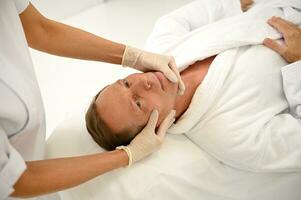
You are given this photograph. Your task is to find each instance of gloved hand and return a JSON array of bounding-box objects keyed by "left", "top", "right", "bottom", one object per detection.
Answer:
[
  {"left": 117, "top": 109, "right": 176, "bottom": 166},
  {"left": 122, "top": 46, "right": 185, "bottom": 95}
]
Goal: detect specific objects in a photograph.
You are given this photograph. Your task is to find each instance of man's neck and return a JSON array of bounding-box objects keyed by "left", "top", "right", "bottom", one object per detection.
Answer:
[{"left": 174, "top": 56, "right": 215, "bottom": 119}]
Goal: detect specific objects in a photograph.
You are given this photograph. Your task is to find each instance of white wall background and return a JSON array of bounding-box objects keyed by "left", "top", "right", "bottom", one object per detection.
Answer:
[
  {"left": 30, "top": 0, "right": 105, "bottom": 19},
  {"left": 30, "top": 0, "right": 193, "bottom": 139}
]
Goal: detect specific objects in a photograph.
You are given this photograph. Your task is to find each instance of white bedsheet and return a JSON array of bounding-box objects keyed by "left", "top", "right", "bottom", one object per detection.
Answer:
[
  {"left": 47, "top": 112, "right": 301, "bottom": 200},
  {"left": 46, "top": 0, "right": 301, "bottom": 199}
]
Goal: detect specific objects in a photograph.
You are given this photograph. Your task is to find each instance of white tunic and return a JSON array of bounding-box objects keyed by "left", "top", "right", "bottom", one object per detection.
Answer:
[
  {"left": 145, "top": 0, "right": 301, "bottom": 172},
  {"left": 0, "top": 0, "right": 46, "bottom": 199}
]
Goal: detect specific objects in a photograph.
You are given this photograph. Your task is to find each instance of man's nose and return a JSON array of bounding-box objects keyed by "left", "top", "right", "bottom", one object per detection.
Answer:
[{"left": 132, "top": 78, "right": 152, "bottom": 91}]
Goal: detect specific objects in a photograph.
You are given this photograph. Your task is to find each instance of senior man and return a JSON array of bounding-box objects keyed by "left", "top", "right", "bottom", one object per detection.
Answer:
[{"left": 86, "top": 0, "right": 301, "bottom": 173}]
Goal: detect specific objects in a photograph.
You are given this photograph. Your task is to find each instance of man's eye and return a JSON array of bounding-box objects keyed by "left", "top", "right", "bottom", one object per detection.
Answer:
[
  {"left": 123, "top": 79, "right": 130, "bottom": 88},
  {"left": 136, "top": 101, "right": 142, "bottom": 108}
]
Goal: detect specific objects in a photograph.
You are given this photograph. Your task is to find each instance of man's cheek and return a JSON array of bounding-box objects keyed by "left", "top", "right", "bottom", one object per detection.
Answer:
[{"left": 148, "top": 99, "right": 161, "bottom": 112}]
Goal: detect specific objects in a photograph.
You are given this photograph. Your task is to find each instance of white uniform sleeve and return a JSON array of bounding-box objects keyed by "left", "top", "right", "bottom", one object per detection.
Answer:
[
  {"left": 0, "top": 126, "right": 26, "bottom": 199},
  {"left": 145, "top": 0, "right": 242, "bottom": 52},
  {"left": 281, "top": 61, "right": 301, "bottom": 123},
  {"left": 13, "top": 0, "right": 29, "bottom": 14}
]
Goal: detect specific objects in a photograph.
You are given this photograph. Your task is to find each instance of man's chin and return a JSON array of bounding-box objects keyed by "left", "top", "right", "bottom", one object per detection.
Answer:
[{"left": 165, "top": 82, "right": 179, "bottom": 96}]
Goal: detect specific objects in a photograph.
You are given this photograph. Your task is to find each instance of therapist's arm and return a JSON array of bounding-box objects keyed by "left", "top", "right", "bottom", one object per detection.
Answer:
[
  {"left": 19, "top": 3, "right": 125, "bottom": 65},
  {"left": 19, "top": 3, "right": 185, "bottom": 92},
  {"left": 11, "top": 109, "right": 173, "bottom": 198},
  {"left": 11, "top": 150, "right": 128, "bottom": 198}
]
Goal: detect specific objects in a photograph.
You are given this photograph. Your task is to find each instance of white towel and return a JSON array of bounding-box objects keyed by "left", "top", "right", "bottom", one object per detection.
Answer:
[{"left": 145, "top": 0, "right": 301, "bottom": 172}]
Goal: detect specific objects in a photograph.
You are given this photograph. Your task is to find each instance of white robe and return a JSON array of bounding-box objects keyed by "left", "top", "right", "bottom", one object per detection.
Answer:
[{"left": 145, "top": 0, "right": 301, "bottom": 172}]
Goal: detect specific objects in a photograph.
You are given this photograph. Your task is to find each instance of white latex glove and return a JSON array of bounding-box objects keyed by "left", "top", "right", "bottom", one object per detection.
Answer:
[
  {"left": 117, "top": 109, "right": 176, "bottom": 166},
  {"left": 122, "top": 46, "right": 185, "bottom": 95}
]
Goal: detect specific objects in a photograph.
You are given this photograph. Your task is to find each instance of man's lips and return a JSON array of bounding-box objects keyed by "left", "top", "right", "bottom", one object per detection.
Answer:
[{"left": 153, "top": 72, "right": 165, "bottom": 91}]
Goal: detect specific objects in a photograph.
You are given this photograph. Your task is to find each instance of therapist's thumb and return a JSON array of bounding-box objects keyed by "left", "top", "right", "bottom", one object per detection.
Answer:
[
  {"left": 156, "top": 110, "right": 176, "bottom": 139},
  {"left": 145, "top": 110, "right": 159, "bottom": 131},
  {"left": 263, "top": 38, "right": 285, "bottom": 56}
]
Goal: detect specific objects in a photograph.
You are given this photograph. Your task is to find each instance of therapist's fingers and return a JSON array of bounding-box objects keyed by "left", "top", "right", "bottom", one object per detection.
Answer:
[
  {"left": 145, "top": 110, "right": 159, "bottom": 131},
  {"left": 263, "top": 38, "right": 285, "bottom": 55},
  {"left": 160, "top": 56, "right": 178, "bottom": 83},
  {"left": 169, "top": 58, "right": 186, "bottom": 96},
  {"left": 156, "top": 110, "right": 176, "bottom": 140},
  {"left": 162, "top": 68, "right": 178, "bottom": 83}
]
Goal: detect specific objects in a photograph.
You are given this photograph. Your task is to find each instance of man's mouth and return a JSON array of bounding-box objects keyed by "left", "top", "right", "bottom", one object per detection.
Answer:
[{"left": 153, "top": 72, "right": 165, "bottom": 91}]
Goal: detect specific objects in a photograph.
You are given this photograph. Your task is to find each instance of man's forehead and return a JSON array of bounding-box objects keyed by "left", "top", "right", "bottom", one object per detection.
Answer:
[
  {"left": 95, "top": 83, "right": 134, "bottom": 133},
  {"left": 96, "top": 83, "right": 114, "bottom": 100},
  {"left": 96, "top": 81, "right": 122, "bottom": 104}
]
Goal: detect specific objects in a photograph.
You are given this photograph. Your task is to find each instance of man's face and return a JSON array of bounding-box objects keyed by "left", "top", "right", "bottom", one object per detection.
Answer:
[{"left": 95, "top": 72, "right": 178, "bottom": 135}]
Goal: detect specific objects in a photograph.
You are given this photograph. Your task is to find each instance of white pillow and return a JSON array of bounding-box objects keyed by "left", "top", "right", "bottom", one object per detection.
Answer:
[{"left": 46, "top": 111, "right": 212, "bottom": 200}]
